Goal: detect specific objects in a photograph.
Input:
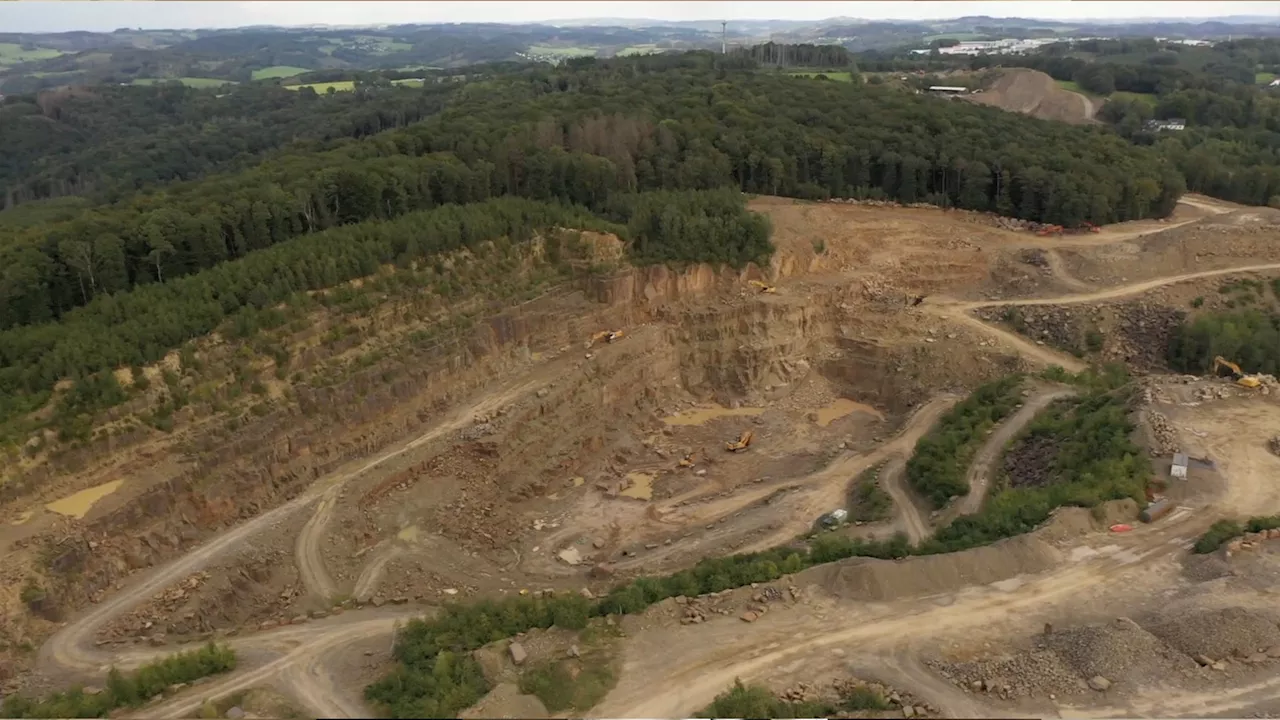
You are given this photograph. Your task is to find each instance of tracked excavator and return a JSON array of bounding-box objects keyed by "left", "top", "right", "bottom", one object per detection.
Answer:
[
  {"left": 1212, "top": 355, "right": 1262, "bottom": 388},
  {"left": 589, "top": 330, "right": 625, "bottom": 346},
  {"left": 748, "top": 280, "right": 777, "bottom": 294},
  {"left": 725, "top": 430, "right": 753, "bottom": 452}
]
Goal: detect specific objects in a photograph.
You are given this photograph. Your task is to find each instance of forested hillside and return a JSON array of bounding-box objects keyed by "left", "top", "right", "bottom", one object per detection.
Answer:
[
  {"left": 0, "top": 50, "right": 1185, "bottom": 433},
  {"left": 0, "top": 81, "right": 458, "bottom": 207}
]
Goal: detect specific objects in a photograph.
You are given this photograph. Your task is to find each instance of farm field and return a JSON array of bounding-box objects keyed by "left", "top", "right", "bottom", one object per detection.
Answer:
[
  {"left": 284, "top": 80, "right": 356, "bottom": 92},
  {"left": 787, "top": 70, "right": 857, "bottom": 82},
  {"left": 0, "top": 42, "right": 62, "bottom": 65},
  {"left": 251, "top": 65, "right": 310, "bottom": 80},
  {"left": 131, "top": 77, "right": 235, "bottom": 88}
]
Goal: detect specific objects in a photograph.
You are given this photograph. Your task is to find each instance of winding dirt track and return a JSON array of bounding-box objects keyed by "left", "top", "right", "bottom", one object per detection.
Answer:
[
  {"left": 878, "top": 458, "right": 929, "bottom": 545},
  {"left": 950, "top": 387, "right": 1077, "bottom": 519},
  {"left": 35, "top": 194, "right": 1280, "bottom": 719}
]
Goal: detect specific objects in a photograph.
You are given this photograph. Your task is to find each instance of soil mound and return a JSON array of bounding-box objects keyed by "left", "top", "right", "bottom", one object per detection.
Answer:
[
  {"left": 1147, "top": 607, "right": 1280, "bottom": 660},
  {"left": 968, "top": 69, "right": 1096, "bottom": 125},
  {"left": 802, "top": 534, "right": 1060, "bottom": 602},
  {"left": 1045, "top": 617, "right": 1199, "bottom": 686},
  {"left": 460, "top": 683, "right": 549, "bottom": 719}
]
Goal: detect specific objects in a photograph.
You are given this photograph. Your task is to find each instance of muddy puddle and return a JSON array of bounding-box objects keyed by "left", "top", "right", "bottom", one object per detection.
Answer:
[
  {"left": 814, "top": 398, "right": 885, "bottom": 427},
  {"left": 46, "top": 479, "right": 124, "bottom": 519},
  {"left": 620, "top": 472, "right": 654, "bottom": 500},
  {"left": 663, "top": 405, "right": 765, "bottom": 427}
]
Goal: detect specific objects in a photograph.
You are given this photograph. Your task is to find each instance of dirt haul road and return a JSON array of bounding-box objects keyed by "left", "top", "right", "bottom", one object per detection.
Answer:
[
  {"left": 949, "top": 387, "right": 1078, "bottom": 519},
  {"left": 38, "top": 371, "right": 543, "bottom": 676},
  {"left": 877, "top": 457, "right": 929, "bottom": 545},
  {"left": 31, "top": 236, "right": 1280, "bottom": 717}
]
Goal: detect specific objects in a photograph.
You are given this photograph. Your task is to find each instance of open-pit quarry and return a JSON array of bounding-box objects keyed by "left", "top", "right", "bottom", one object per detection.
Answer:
[{"left": 6, "top": 192, "right": 1280, "bottom": 719}]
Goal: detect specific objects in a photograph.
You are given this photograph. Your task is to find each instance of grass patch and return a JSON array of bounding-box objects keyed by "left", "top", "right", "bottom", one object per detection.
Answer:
[
  {"left": 528, "top": 45, "right": 597, "bottom": 58},
  {"left": 284, "top": 80, "right": 356, "bottom": 93},
  {"left": 0, "top": 42, "right": 63, "bottom": 65},
  {"left": 251, "top": 65, "right": 310, "bottom": 80},
  {"left": 1, "top": 642, "right": 236, "bottom": 718},
  {"left": 1258, "top": 72, "right": 1277, "bottom": 85},
  {"left": 1112, "top": 90, "right": 1158, "bottom": 105},
  {"left": 1194, "top": 515, "right": 1280, "bottom": 553},
  {"left": 131, "top": 77, "right": 235, "bottom": 88},
  {"left": 391, "top": 78, "right": 425, "bottom": 87},
  {"left": 905, "top": 374, "right": 1026, "bottom": 508},
  {"left": 616, "top": 44, "right": 660, "bottom": 56},
  {"left": 699, "top": 678, "right": 891, "bottom": 718},
  {"left": 518, "top": 653, "right": 616, "bottom": 713},
  {"left": 1056, "top": 79, "right": 1088, "bottom": 94},
  {"left": 848, "top": 463, "right": 893, "bottom": 523},
  {"left": 788, "top": 71, "right": 856, "bottom": 82}
]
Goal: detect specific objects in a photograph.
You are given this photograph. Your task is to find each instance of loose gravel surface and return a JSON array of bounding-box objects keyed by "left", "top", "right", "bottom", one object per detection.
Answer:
[
  {"left": 1044, "top": 617, "right": 1201, "bottom": 687},
  {"left": 1147, "top": 608, "right": 1280, "bottom": 661},
  {"left": 930, "top": 649, "right": 1087, "bottom": 700}
]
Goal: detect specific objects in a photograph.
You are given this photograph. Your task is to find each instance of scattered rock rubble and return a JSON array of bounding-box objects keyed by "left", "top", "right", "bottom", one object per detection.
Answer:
[
  {"left": 1223, "top": 529, "right": 1280, "bottom": 556},
  {"left": 1147, "top": 608, "right": 1280, "bottom": 662},
  {"left": 677, "top": 584, "right": 796, "bottom": 625},
  {"left": 1145, "top": 410, "right": 1180, "bottom": 457},
  {"left": 778, "top": 677, "right": 939, "bottom": 718}
]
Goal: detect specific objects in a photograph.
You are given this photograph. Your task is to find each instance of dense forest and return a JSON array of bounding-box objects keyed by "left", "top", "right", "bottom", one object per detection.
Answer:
[
  {"left": 0, "top": 52, "right": 1184, "bottom": 329},
  {"left": 0, "top": 81, "right": 458, "bottom": 207}
]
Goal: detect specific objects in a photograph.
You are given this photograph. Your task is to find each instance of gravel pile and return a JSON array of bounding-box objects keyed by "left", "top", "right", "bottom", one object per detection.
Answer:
[
  {"left": 1146, "top": 411, "right": 1180, "bottom": 457},
  {"left": 929, "top": 648, "right": 1085, "bottom": 699},
  {"left": 1045, "top": 617, "right": 1199, "bottom": 686},
  {"left": 1147, "top": 608, "right": 1280, "bottom": 661}
]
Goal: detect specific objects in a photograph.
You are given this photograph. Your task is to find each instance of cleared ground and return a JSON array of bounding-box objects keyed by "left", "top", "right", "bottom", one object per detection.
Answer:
[
  {"left": 6, "top": 193, "right": 1280, "bottom": 718},
  {"left": 969, "top": 68, "right": 1098, "bottom": 124}
]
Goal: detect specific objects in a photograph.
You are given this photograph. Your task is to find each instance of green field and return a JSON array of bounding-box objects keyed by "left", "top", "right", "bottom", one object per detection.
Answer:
[
  {"left": 617, "top": 44, "right": 660, "bottom": 56},
  {"left": 787, "top": 71, "right": 856, "bottom": 82},
  {"left": 132, "top": 77, "right": 235, "bottom": 88},
  {"left": 1055, "top": 79, "right": 1088, "bottom": 94},
  {"left": 1056, "top": 79, "right": 1157, "bottom": 106},
  {"left": 284, "top": 80, "right": 356, "bottom": 93},
  {"left": 1259, "top": 72, "right": 1278, "bottom": 85},
  {"left": 528, "top": 45, "right": 597, "bottom": 58},
  {"left": 251, "top": 65, "right": 310, "bottom": 80},
  {"left": 0, "top": 42, "right": 63, "bottom": 65}
]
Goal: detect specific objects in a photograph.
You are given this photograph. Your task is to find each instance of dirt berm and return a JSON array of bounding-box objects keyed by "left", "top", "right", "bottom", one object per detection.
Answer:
[
  {"left": 800, "top": 534, "right": 1061, "bottom": 602},
  {"left": 968, "top": 69, "right": 1096, "bottom": 125}
]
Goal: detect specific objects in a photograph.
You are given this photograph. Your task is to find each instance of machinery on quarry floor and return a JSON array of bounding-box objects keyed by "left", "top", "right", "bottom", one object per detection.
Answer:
[
  {"left": 748, "top": 280, "right": 777, "bottom": 294},
  {"left": 589, "top": 330, "right": 625, "bottom": 346},
  {"left": 725, "top": 430, "right": 753, "bottom": 452},
  {"left": 1212, "top": 355, "right": 1263, "bottom": 388}
]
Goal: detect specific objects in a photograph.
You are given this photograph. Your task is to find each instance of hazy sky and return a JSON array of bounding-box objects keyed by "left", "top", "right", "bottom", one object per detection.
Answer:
[{"left": 6, "top": 1, "right": 1279, "bottom": 33}]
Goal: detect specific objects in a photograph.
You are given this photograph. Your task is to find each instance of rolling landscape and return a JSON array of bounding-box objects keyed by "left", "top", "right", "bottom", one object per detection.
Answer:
[{"left": 4, "top": 4, "right": 1280, "bottom": 720}]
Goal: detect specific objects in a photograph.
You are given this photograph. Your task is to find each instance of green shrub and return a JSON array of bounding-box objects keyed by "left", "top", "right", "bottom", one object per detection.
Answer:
[
  {"left": 848, "top": 464, "right": 893, "bottom": 522},
  {"left": 1194, "top": 519, "right": 1245, "bottom": 553},
  {"left": 905, "top": 375, "right": 1025, "bottom": 508},
  {"left": 699, "top": 680, "right": 834, "bottom": 719},
  {"left": 1, "top": 642, "right": 236, "bottom": 718}
]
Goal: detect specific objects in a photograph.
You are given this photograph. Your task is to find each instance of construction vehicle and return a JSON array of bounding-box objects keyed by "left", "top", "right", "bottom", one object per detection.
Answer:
[
  {"left": 678, "top": 452, "right": 697, "bottom": 468},
  {"left": 725, "top": 430, "right": 753, "bottom": 452},
  {"left": 1084, "top": 221, "right": 1101, "bottom": 234},
  {"left": 1212, "top": 355, "right": 1262, "bottom": 388},
  {"left": 1036, "top": 224, "right": 1064, "bottom": 237},
  {"left": 748, "top": 280, "right": 777, "bottom": 294},
  {"left": 588, "top": 330, "right": 625, "bottom": 347}
]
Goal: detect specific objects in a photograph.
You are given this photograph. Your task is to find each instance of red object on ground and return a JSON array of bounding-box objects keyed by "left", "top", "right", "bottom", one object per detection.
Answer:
[{"left": 1110, "top": 524, "right": 1134, "bottom": 533}]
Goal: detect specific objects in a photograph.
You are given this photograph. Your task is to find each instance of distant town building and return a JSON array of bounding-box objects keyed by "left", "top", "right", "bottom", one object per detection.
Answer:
[
  {"left": 1270, "top": 78, "right": 1280, "bottom": 88},
  {"left": 1146, "top": 118, "right": 1187, "bottom": 132},
  {"left": 911, "top": 37, "right": 1069, "bottom": 56},
  {"left": 927, "top": 86, "right": 969, "bottom": 94}
]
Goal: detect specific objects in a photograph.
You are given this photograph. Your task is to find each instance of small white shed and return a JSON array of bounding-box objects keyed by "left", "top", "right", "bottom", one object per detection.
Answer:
[{"left": 1170, "top": 453, "right": 1189, "bottom": 479}]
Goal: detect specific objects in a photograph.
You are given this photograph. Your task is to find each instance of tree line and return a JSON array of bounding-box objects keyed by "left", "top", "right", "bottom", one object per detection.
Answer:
[
  {"left": 0, "top": 190, "right": 769, "bottom": 428},
  {"left": 1, "top": 52, "right": 1186, "bottom": 332},
  {"left": 0, "top": 80, "right": 458, "bottom": 208}
]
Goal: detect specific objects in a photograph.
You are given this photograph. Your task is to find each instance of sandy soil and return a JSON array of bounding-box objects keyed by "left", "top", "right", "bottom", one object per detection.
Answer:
[
  {"left": 968, "top": 68, "right": 1098, "bottom": 125},
  {"left": 9, "top": 193, "right": 1280, "bottom": 719}
]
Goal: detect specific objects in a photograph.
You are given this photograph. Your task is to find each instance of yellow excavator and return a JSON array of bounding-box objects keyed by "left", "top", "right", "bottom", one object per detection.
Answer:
[
  {"left": 748, "top": 280, "right": 777, "bottom": 294},
  {"left": 589, "top": 330, "right": 625, "bottom": 346},
  {"left": 1213, "top": 356, "right": 1262, "bottom": 388},
  {"left": 725, "top": 430, "right": 753, "bottom": 452}
]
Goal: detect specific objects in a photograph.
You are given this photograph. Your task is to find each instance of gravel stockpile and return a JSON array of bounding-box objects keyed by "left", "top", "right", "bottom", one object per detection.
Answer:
[
  {"left": 1147, "top": 608, "right": 1280, "bottom": 661},
  {"left": 1045, "top": 617, "right": 1199, "bottom": 686},
  {"left": 929, "top": 649, "right": 1086, "bottom": 699}
]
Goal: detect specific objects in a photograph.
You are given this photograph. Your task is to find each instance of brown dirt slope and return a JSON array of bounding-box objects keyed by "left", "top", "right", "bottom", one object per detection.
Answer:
[{"left": 968, "top": 69, "right": 1096, "bottom": 125}]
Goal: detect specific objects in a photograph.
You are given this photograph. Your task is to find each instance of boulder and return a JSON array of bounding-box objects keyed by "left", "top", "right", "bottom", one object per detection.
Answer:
[
  {"left": 225, "top": 707, "right": 245, "bottom": 720},
  {"left": 509, "top": 641, "right": 527, "bottom": 666},
  {"left": 1087, "top": 676, "right": 1112, "bottom": 691}
]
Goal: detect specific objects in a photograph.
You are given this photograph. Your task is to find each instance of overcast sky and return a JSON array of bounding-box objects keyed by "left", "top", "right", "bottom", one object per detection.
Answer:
[{"left": 5, "top": 1, "right": 1278, "bottom": 33}]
